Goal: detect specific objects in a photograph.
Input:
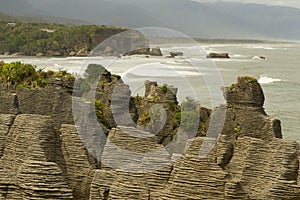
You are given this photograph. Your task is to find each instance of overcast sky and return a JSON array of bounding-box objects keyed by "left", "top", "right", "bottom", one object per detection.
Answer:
[{"left": 195, "top": 0, "right": 300, "bottom": 9}]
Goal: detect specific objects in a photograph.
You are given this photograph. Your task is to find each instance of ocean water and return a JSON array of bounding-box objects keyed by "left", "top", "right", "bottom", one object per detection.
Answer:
[{"left": 0, "top": 41, "right": 299, "bottom": 141}]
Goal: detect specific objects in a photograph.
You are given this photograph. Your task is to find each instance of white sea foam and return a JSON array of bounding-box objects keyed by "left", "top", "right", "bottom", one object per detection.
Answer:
[
  {"left": 251, "top": 56, "right": 263, "bottom": 60},
  {"left": 210, "top": 58, "right": 251, "bottom": 62},
  {"left": 160, "top": 60, "right": 182, "bottom": 65},
  {"left": 161, "top": 45, "right": 201, "bottom": 51},
  {"left": 258, "top": 76, "right": 282, "bottom": 84},
  {"left": 126, "top": 70, "right": 201, "bottom": 77},
  {"left": 243, "top": 45, "right": 281, "bottom": 50},
  {"left": 120, "top": 62, "right": 203, "bottom": 78},
  {"left": 54, "top": 63, "right": 63, "bottom": 68},
  {"left": 186, "top": 58, "right": 207, "bottom": 62},
  {"left": 231, "top": 54, "right": 249, "bottom": 58}
]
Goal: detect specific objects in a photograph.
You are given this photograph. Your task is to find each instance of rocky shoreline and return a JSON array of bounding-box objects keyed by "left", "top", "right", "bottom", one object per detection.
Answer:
[{"left": 0, "top": 64, "right": 299, "bottom": 199}]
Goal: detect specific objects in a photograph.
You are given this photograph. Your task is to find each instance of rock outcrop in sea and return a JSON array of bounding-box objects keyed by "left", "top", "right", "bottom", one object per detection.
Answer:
[
  {"left": 0, "top": 67, "right": 299, "bottom": 199},
  {"left": 207, "top": 52, "right": 230, "bottom": 58},
  {"left": 123, "top": 47, "right": 163, "bottom": 56}
]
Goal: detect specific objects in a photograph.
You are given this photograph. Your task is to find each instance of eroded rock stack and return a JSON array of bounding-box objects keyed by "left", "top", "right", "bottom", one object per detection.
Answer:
[
  {"left": 0, "top": 73, "right": 299, "bottom": 200},
  {"left": 0, "top": 114, "right": 74, "bottom": 199}
]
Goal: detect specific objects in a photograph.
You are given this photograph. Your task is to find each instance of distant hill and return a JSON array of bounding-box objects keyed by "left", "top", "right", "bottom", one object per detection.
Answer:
[
  {"left": 203, "top": 1, "right": 300, "bottom": 40},
  {"left": 0, "top": 12, "right": 90, "bottom": 25},
  {"left": 0, "top": 0, "right": 89, "bottom": 25},
  {"left": 0, "top": 13, "right": 17, "bottom": 22},
  {"left": 24, "top": 0, "right": 263, "bottom": 39},
  {"left": 0, "top": 0, "right": 45, "bottom": 16},
  {"left": 25, "top": 0, "right": 163, "bottom": 27},
  {"left": 2, "top": 0, "right": 300, "bottom": 40}
]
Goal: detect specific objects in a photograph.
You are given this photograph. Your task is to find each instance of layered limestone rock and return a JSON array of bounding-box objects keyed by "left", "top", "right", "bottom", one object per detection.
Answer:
[
  {"left": 93, "top": 70, "right": 138, "bottom": 129},
  {"left": 61, "top": 124, "right": 97, "bottom": 199},
  {"left": 0, "top": 75, "right": 299, "bottom": 200},
  {"left": 90, "top": 126, "right": 173, "bottom": 199},
  {"left": 89, "top": 76, "right": 300, "bottom": 200},
  {"left": 16, "top": 160, "right": 73, "bottom": 200},
  {"left": 0, "top": 94, "right": 18, "bottom": 114},
  {"left": 100, "top": 126, "right": 171, "bottom": 171},
  {"left": 226, "top": 137, "right": 300, "bottom": 199},
  {"left": 159, "top": 138, "right": 229, "bottom": 200},
  {"left": 136, "top": 81, "right": 179, "bottom": 145},
  {"left": 0, "top": 114, "right": 73, "bottom": 199},
  {"left": 16, "top": 78, "right": 74, "bottom": 126},
  {"left": 223, "top": 76, "right": 282, "bottom": 141},
  {"left": 0, "top": 114, "right": 15, "bottom": 158}
]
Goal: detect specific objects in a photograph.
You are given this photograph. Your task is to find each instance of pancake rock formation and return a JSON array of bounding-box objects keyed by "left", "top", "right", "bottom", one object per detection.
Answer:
[{"left": 0, "top": 71, "right": 299, "bottom": 199}]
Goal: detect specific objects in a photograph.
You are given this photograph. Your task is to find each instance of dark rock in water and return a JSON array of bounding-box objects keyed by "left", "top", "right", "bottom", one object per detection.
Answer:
[
  {"left": 150, "top": 47, "right": 163, "bottom": 56},
  {"left": 91, "top": 30, "right": 149, "bottom": 57},
  {"left": 124, "top": 48, "right": 151, "bottom": 56},
  {"left": 259, "top": 56, "right": 266, "bottom": 60},
  {"left": 124, "top": 47, "right": 163, "bottom": 56},
  {"left": 169, "top": 52, "right": 183, "bottom": 58},
  {"left": 207, "top": 52, "right": 230, "bottom": 58}
]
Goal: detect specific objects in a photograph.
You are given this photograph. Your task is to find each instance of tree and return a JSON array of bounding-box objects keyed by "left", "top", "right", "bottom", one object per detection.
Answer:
[{"left": 84, "top": 64, "right": 107, "bottom": 83}]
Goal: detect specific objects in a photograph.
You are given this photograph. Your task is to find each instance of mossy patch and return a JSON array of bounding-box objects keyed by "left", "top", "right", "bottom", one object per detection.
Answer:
[{"left": 0, "top": 61, "right": 75, "bottom": 91}]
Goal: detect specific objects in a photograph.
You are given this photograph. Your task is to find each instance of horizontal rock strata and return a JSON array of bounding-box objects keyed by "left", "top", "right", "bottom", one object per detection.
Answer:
[{"left": 0, "top": 75, "right": 298, "bottom": 199}]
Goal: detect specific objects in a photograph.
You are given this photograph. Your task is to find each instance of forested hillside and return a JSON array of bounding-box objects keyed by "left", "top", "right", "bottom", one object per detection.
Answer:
[{"left": 0, "top": 21, "right": 126, "bottom": 56}]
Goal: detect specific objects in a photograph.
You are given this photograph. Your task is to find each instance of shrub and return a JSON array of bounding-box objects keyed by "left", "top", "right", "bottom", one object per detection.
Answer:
[
  {"left": 0, "top": 62, "right": 38, "bottom": 88},
  {"left": 172, "top": 98, "right": 200, "bottom": 132},
  {"left": 0, "top": 61, "right": 75, "bottom": 90},
  {"left": 84, "top": 64, "right": 107, "bottom": 83},
  {"left": 79, "top": 78, "right": 91, "bottom": 95},
  {"left": 160, "top": 84, "right": 168, "bottom": 93}
]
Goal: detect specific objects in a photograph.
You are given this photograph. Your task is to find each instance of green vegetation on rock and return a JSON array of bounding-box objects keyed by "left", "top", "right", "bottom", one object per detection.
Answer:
[
  {"left": 229, "top": 83, "right": 237, "bottom": 90},
  {"left": 160, "top": 84, "right": 168, "bottom": 93},
  {"left": 138, "top": 111, "right": 151, "bottom": 125},
  {"left": 173, "top": 98, "right": 201, "bottom": 132},
  {"left": 84, "top": 64, "right": 107, "bottom": 83},
  {"left": 173, "top": 110, "right": 199, "bottom": 132},
  {"left": 0, "top": 61, "right": 75, "bottom": 91},
  {"left": 94, "top": 99, "right": 107, "bottom": 122}
]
